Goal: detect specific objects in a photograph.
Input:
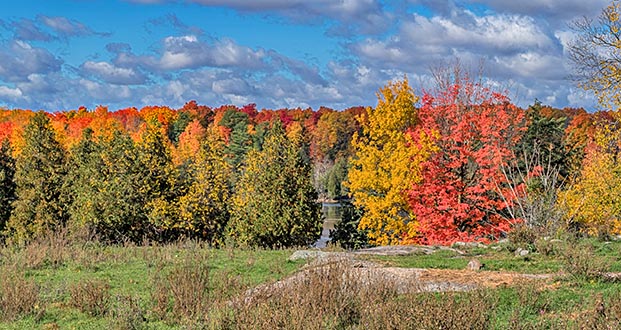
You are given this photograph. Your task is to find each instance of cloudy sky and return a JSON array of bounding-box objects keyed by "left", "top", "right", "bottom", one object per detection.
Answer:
[{"left": 0, "top": 0, "right": 608, "bottom": 112}]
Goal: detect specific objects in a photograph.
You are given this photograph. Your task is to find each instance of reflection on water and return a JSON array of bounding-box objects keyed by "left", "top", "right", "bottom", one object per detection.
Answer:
[{"left": 314, "top": 203, "right": 342, "bottom": 248}]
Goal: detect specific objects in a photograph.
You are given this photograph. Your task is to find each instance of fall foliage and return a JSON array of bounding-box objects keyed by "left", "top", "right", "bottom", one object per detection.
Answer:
[
  {"left": 347, "top": 78, "right": 436, "bottom": 245},
  {"left": 408, "top": 79, "right": 525, "bottom": 245}
]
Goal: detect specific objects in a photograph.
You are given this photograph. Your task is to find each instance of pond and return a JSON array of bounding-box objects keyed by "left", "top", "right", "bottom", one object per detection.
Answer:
[{"left": 313, "top": 202, "right": 343, "bottom": 248}]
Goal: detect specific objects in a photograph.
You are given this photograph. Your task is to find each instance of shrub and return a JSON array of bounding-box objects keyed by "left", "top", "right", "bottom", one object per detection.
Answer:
[{"left": 329, "top": 202, "right": 369, "bottom": 249}]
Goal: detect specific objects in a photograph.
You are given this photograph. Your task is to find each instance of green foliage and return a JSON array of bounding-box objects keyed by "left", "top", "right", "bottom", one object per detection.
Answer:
[
  {"left": 155, "top": 127, "right": 232, "bottom": 243},
  {"left": 221, "top": 109, "right": 253, "bottom": 171},
  {"left": 325, "top": 158, "right": 348, "bottom": 200},
  {"left": 167, "top": 110, "right": 192, "bottom": 145},
  {"left": 0, "top": 140, "right": 16, "bottom": 233},
  {"left": 7, "top": 112, "right": 69, "bottom": 242},
  {"left": 329, "top": 202, "right": 369, "bottom": 249},
  {"left": 86, "top": 130, "right": 149, "bottom": 242},
  {"left": 228, "top": 122, "right": 322, "bottom": 248},
  {"left": 516, "top": 101, "right": 573, "bottom": 179}
]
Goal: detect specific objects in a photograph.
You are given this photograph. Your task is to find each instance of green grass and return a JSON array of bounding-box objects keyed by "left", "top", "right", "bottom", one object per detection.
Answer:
[{"left": 2, "top": 236, "right": 621, "bottom": 328}]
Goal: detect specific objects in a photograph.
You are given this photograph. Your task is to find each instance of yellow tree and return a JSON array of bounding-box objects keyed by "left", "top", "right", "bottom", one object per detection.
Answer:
[
  {"left": 347, "top": 78, "right": 436, "bottom": 245},
  {"left": 559, "top": 112, "right": 621, "bottom": 235}
]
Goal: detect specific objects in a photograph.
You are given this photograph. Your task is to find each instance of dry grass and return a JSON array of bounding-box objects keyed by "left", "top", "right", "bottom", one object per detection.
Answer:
[
  {"left": 0, "top": 266, "right": 42, "bottom": 322},
  {"left": 68, "top": 279, "right": 111, "bottom": 317}
]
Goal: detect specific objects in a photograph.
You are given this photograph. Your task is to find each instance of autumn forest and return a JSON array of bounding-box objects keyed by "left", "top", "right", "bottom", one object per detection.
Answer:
[
  {"left": 3, "top": 1, "right": 621, "bottom": 249},
  {"left": 0, "top": 69, "right": 614, "bottom": 248}
]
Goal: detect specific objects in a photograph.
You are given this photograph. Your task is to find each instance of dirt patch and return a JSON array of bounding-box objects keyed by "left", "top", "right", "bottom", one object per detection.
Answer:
[{"left": 241, "top": 255, "right": 558, "bottom": 305}]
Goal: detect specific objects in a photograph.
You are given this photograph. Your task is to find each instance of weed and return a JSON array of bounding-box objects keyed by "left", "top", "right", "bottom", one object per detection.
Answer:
[
  {"left": 0, "top": 266, "right": 41, "bottom": 321},
  {"left": 560, "top": 242, "right": 610, "bottom": 281},
  {"left": 68, "top": 279, "right": 111, "bottom": 316},
  {"left": 111, "top": 294, "right": 146, "bottom": 330}
]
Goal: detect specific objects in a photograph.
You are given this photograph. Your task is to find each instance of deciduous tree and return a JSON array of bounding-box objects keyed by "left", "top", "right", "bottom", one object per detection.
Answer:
[
  {"left": 347, "top": 78, "right": 436, "bottom": 245},
  {"left": 409, "top": 79, "right": 525, "bottom": 245}
]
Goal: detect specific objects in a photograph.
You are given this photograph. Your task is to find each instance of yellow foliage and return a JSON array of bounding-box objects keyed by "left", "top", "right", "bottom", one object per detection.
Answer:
[
  {"left": 558, "top": 149, "right": 621, "bottom": 235},
  {"left": 559, "top": 113, "right": 621, "bottom": 235},
  {"left": 347, "top": 78, "right": 437, "bottom": 245}
]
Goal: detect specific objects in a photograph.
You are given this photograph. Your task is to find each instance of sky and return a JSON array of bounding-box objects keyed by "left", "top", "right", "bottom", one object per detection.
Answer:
[{"left": 0, "top": 0, "right": 609, "bottom": 112}]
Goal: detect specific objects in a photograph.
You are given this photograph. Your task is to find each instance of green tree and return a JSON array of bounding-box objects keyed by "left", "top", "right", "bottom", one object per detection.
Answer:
[
  {"left": 329, "top": 202, "right": 368, "bottom": 249},
  {"left": 0, "top": 140, "right": 16, "bottom": 233},
  {"left": 66, "top": 128, "right": 105, "bottom": 237},
  {"left": 228, "top": 122, "right": 322, "bottom": 248},
  {"left": 220, "top": 110, "right": 253, "bottom": 171},
  {"left": 90, "top": 130, "right": 149, "bottom": 242},
  {"left": 174, "top": 127, "right": 231, "bottom": 243},
  {"left": 7, "top": 112, "right": 68, "bottom": 242},
  {"left": 515, "top": 101, "right": 572, "bottom": 178}
]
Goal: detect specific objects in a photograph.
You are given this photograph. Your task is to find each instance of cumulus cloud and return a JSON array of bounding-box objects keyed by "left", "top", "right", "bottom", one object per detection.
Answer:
[
  {"left": 471, "top": 0, "right": 608, "bottom": 23},
  {"left": 80, "top": 61, "right": 147, "bottom": 85},
  {"left": 0, "top": 1, "right": 607, "bottom": 111},
  {"left": 0, "top": 86, "right": 23, "bottom": 99},
  {"left": 0, "top": 40, "right": 62, "bottom": 82},
  {"left": 118, "top": 35, "right": 268, "bottom": 71}
]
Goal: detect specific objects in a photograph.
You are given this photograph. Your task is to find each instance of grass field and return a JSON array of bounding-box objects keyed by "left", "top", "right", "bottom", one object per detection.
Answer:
[{"left": 2, "top": 233, "right": 621, "bottom": 329}]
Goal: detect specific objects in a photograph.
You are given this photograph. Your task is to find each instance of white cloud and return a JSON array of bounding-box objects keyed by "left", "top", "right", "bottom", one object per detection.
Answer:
[
  {"left": 0, "top": 85, "right": 22, "bottom": 99},
  {"left": 81, "top": 61, "right": 147, "bottom": 85},
  {"left": 155, "top": 35, "right": 267, "bottom": 70},
  {"left": 0, "top": 41, "right": 62, "bottom": 82}
]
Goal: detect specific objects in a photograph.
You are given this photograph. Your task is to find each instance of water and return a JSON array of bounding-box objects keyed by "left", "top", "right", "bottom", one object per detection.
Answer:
[{"left": 314, "top": 203, "right": 343, "bottom": 248}]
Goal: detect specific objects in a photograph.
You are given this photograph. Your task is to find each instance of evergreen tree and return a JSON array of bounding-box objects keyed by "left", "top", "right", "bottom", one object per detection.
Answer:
[
  {"left": 515, "top": 101, "right": 572, "bottom": 179},
  {"left": 7, "top": 112, "right": 68, "bottom": 241},
  {"left": 66, "top": 128, "right": 105, "bottom": 237},
  {"left": 175, "top": 127, "right": 232, "bottom": 243},
  {"left": 228, "top": 122, "right": 322, "bottom": 248},
  {"left": 97, "top": 130, "right": 148, "bottom": 242},
  {"left": 220, "top": 110, "right": 253, "bottom": 170},
  {"left": 0, "top": 140, "right": 16, "bottom": 233}
]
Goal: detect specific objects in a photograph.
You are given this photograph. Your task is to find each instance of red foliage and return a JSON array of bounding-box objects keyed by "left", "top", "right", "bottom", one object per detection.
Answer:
[
  {"left": 408, "top": 83, "right": 526, "bottom": 245},
  {"left": 0, "top": 122, "right": 13, "bottom": 142}
]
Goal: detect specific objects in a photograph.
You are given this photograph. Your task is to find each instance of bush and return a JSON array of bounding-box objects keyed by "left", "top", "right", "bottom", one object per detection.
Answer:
[
  {"left": 560, "top": 241, "right": 610, "bottom": 281},
  {"left": 508, "top": 224, "right": 538, "bottom": 251}
]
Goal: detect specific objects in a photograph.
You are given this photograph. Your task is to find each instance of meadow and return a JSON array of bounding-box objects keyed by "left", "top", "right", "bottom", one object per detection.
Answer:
[{"left": 2, "top": 230, "right": 621, "bottom": 329}]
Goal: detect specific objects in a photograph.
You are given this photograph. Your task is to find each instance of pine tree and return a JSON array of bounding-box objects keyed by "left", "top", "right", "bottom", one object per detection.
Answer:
[
  {"left": 97, "top": 130, "right": 148, "bottom": 242},
  {"left": 228, "top": 121, "right": 322, "bottom": 248},
  {"left": 7, "top": 112, "right": 68, "bottom": 241},
  {"left": 66, "top": 128, "right": 104, "bottom": 236}
]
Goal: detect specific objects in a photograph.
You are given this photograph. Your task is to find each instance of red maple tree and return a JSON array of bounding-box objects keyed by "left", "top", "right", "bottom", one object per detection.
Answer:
[{"left": 409, "top": 82, "right": 526, "bottom": 245}]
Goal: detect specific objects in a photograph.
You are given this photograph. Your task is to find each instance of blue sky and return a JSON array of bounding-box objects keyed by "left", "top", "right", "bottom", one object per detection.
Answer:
[{"left": 0, "top": 0, "right": 608, "bottom": 111}]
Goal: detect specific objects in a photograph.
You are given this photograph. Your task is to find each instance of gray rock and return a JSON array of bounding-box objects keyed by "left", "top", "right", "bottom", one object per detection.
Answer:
[
  {"left": 515, "top": 248, "right": 529, "bottom": 257},
  {"left": 288, "top": 250, "right": 324, "bottom": 261},
  {"left": 467, "top": 258, "right": 483, "bottom": 271}
]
